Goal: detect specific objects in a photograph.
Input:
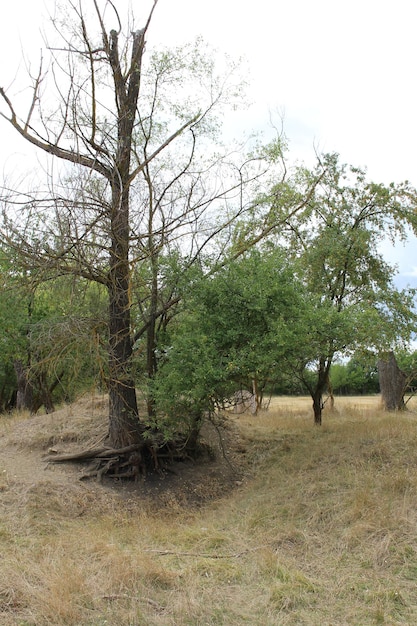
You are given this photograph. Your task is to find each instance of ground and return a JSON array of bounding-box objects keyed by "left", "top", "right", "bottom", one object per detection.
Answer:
[
  {"left": 0, "top": 394, "right": 250, "bottom": 511},
  {"left": 3, "top": 394, "right": 417, "bottom": 625}
]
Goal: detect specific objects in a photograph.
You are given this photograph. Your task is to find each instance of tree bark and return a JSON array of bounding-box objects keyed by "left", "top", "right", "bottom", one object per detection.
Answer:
[
  {"left": 107, "top": 181, "right": 143, "bottom": 447},
  {"left": 312, "top": 390, "right": 323, "bottom": 425},
  {"left": 310, "top": 358, "right": 332, "bottom": 425},
  {"left": 14, "top": 360, "right": 33, "bottom": 412},
  {"left": 105, "top": 28, "right": 147, "bottom": 448},
  {"left": 145, "top": 254, "right": 159, "bottom": 417},
  {"left": 378, "top": 351, "right": 406, "bottom": 411}
]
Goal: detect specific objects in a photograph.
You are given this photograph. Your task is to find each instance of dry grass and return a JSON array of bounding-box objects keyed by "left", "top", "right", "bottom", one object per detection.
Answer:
[{"left": 1, "top": 395, "right": 417, "bottom": 624}]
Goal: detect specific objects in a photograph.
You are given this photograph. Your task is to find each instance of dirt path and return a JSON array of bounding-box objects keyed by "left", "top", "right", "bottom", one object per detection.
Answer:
[
  {"left": 0, "top": 399, "right": 105, "bottom": 487},
  {"left": 0, "top": 436, "right": 81, "bottom": 486}
]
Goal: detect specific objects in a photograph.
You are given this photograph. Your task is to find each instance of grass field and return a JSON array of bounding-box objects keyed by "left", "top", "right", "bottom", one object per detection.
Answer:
[{"left": 1, "top": 395, "right": 417, "bottom": 625}]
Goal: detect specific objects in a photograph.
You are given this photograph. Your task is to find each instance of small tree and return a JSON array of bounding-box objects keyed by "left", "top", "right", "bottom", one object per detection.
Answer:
[
  {"left": 152, "top": 247, "right": 308, "bottom": 438},
  {"left": 280, "top": 153, "right": 417, "bottom": 424}
]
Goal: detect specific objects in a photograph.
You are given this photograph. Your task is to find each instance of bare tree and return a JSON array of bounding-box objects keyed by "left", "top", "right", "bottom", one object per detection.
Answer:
[{"left": 0, "top": 0, "right": 274, "bottom": 464}]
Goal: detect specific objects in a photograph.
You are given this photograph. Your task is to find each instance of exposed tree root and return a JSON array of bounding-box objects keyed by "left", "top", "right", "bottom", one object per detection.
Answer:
[
  {"left": 43, "top": 437, "right": 207, "bottom": 483},
  {"left": 44, "top": 443, "right": 146, "bottom": 482},
  {"left": 44, "top": 443, "right": 142, "bottom": 463}
]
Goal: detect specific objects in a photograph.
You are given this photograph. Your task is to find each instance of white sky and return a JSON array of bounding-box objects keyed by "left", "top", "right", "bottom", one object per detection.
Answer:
[{"left": 1, "top": 0, "right": 416, "bottom": 282}]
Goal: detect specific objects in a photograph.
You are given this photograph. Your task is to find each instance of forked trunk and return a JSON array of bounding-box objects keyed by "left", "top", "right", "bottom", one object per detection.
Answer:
[{"left": 311, "top": 358, "right": 331, "bottom": 425}]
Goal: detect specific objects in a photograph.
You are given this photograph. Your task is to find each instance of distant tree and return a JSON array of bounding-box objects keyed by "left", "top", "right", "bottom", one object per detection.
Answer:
[
  {"left": 280, "top": 153, "right": 417, "bottom": 424},
  {"left": 378, "top": 351, "right": 407, "bottom": 411},
  {"left": 330, "top": 360, "right": 379, "bottom": 395}
]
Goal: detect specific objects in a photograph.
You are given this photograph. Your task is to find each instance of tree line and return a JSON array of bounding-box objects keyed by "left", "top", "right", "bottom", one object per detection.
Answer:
[{"left": 0, "top": 0, "right": 416, "bottom": 477}]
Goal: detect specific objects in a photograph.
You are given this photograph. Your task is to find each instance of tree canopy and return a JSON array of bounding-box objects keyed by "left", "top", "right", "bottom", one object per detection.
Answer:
[{"left": 275, "top": 153, "right": 417, "bottom": 422}]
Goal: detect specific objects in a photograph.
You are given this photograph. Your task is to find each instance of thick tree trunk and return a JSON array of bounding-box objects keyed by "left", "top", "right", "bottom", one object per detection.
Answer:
[
  {"left": 108, "top": 186, "right": 144, "bottom": 448},
  {"left": 378, "top": 351, "right": 406, "bottom": 411},
  {"left": 106, "top": 28, "right": 147, "bottom": 449},
  {"left": 107, "top": 300, "right": 143, "bottom": 447}
]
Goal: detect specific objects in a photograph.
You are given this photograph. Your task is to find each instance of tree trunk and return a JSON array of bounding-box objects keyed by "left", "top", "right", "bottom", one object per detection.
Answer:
[
  {"left": 378, "top": 351, "right": 406, "bottom": 411},
  {"left": 108, "top": 186, "right": 144, "bottom": 448},
  {"left": 310, "top": 358, "right": 332, "bottom": 425},
  {"left": 106, "top": 28, "right": 147, "bottom": 449},
  {"left": 312, "top": 390, "right": 323, "bottom": 425},
  {"left": 327, "top": 375, "right": 335, "bottom": 411},
  {"left": 252, "top": 377, "right": 262, "bottom": 414},
  {"left": 14, "top": 360, "right": 33, "bottom": 412},
  {"left": 146, "top": 257, "right": 159, "bottom": 417}
]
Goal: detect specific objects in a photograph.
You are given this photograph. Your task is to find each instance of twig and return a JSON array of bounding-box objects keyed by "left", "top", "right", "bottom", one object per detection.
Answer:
[
  {"left": 210, "top": 416, "right": 239, "bottom": 475},
  {"left": 142, "top": 544, "right": 272, "bottom": 559},
  {"left": 101, "top": 594, "right": 163, "bottom": 610}
]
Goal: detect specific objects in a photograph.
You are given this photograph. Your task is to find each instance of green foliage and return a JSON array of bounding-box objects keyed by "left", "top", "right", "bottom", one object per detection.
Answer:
[
  {"left": 152, "top": 247, "right": 309, "bottom": 436},
  {"left": 330, "top": 360, "right": 379, "bottom": 395},
  {"left": 27, "top": 279, "right": 108, "bottom": 403},
  {"left": 396, "top": 349, "right": 417, "bottom": 392},
  {"left": 0, "top": 245, "right": 108, "bottom": 412},
  {"left": 274, "top": 153, "right": 417, "bottom": 419},
  {"left": 150, "top": 314, "right": 230, "bottom": 442}
]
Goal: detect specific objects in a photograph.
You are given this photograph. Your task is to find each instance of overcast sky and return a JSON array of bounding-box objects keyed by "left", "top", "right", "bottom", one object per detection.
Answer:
[{"left": 1, "top": 0, "right": 416, "bottom": 283}]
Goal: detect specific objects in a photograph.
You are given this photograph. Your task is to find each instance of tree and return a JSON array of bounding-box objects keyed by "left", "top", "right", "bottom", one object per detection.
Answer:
[
  {"left": 280, "top": 153, "right": 417, "bottom": 424},
  {"left": 1, "top": 1, "right": 162, "bottom": 445},
  {"left": 0, "top": 1, "right": 280, "bottom": 466},
  {"left": 152, "top": 246, "right": 308, "bottom": 438},
  {"left": 378, "top": 351, "right": 407, "bottom": 411},
  {"left": 330, "top": 359, "right": 379, "bottom": 395},
  {"left": 0, "top": 246, "right": 107, "bottom": 413}
]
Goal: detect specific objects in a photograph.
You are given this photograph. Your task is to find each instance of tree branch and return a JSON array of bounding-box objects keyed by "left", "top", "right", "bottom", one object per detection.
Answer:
[{"left": 0, "top": 86, "right": 111, "bottom": 179}]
